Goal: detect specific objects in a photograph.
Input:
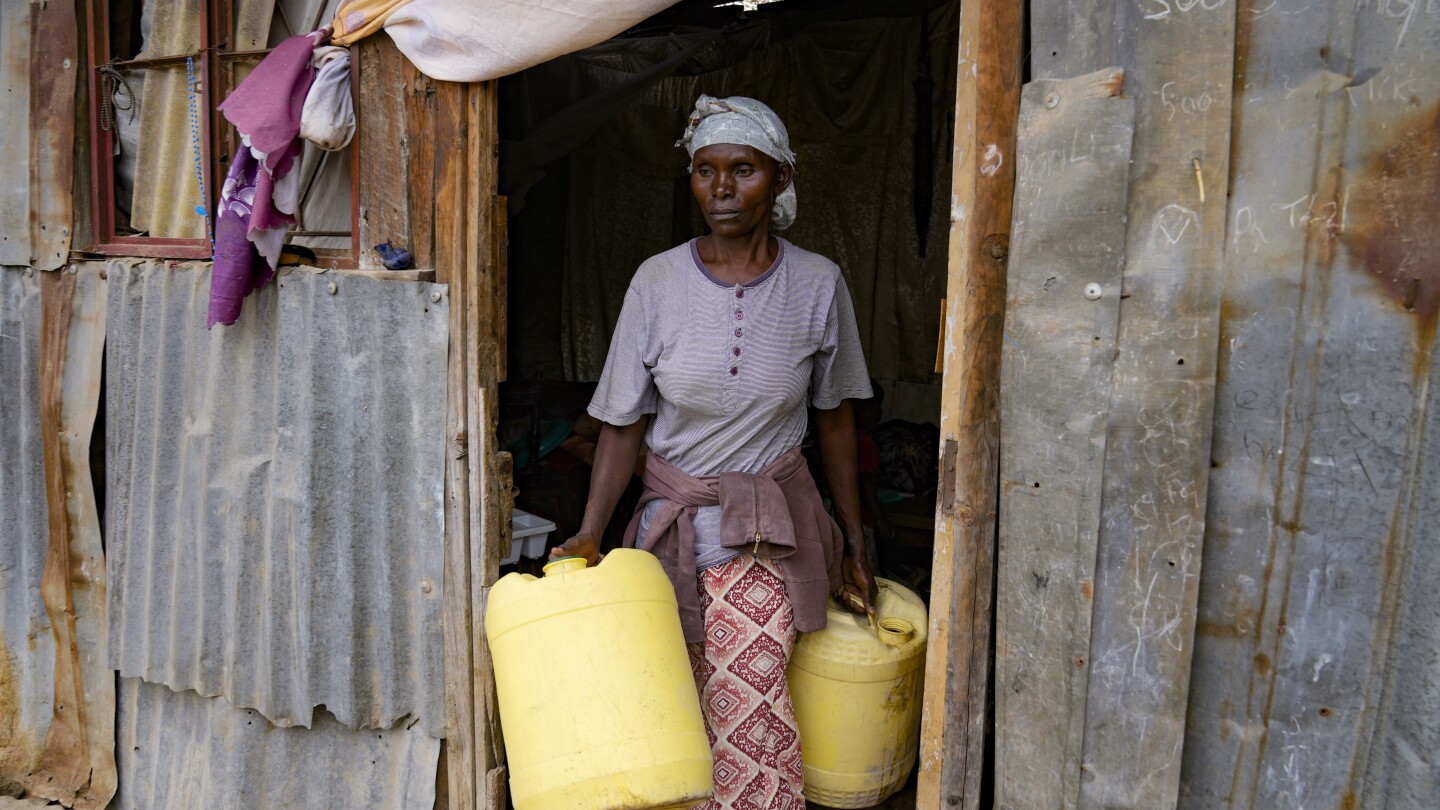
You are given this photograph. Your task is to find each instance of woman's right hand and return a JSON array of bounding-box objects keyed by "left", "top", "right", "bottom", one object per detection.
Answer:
[{"left": 549, "top": 532, "right": 601, "bottom": 566}]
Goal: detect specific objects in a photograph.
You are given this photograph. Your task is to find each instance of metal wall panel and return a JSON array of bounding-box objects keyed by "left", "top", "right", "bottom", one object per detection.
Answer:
[
  {"left": 114, "top": 677, "right": 438, "bottom": 810},
  {"left": 0, "top": 4, "right": 32, "bottom": 264},
  {"left": 1179, "top": 1, "right": 1440, "bottom": 808},
  {"left": 0, "top": 266, "right": 49, "bottom": 792},
  {"left": 105, "top": 260, "right": 450, "bottom": 737},
  {"left": 0, "top": 0, "right": 76, "bottom": 271},
  {"left": 2, "top": 264, "right": 114, "bottom": 809}
]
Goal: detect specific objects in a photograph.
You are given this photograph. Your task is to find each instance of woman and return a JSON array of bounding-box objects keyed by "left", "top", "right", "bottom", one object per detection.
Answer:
[{"left": 549, "top": 94, "right": 877, "bottom": 810}]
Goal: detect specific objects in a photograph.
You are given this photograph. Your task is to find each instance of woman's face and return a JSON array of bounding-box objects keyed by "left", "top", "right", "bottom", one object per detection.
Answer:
[{"left": 690, "top": 143, "right": 792, "bottom": 239}]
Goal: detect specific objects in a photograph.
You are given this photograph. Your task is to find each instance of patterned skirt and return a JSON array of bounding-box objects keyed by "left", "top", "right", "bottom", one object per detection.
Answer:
[{"left": 687, "top": 555, "right": 807, "bottom": 810}]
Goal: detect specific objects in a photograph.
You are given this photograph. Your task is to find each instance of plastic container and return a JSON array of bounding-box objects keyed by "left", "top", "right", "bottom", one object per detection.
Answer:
[
  {"left": 502, "top": 509, "right": 557, "bottom": 566},
  {"left": 787, "top": 578, "right": 928, "bottom": 808},
  {"left": 486, "top": 549, "right": 713, "bottom": 810}
]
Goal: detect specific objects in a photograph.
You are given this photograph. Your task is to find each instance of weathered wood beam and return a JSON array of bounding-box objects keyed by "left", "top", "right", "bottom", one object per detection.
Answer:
[
  {"left": 465, "top": 79, "right": 511, "bottom": 810},
  {"left": 356, "top": 36, "right": 413, "bottom": 270},
  {"left": 1027, "top": 1, "right": 1238, "bottom": 807},
  {"left": 916, "top": 1, "right": 1023, "bottom": 808},
  {"left": 994, "top": 67, "right": 1133, "bottom": 810}
]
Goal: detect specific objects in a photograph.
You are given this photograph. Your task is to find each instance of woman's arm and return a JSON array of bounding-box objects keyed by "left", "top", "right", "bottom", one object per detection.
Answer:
[
  {"left": 549, "top": 416, "right": 650, "bottom": 565},
  {"left": 814, "top": 401, "right": 879, "bottom": 617}
]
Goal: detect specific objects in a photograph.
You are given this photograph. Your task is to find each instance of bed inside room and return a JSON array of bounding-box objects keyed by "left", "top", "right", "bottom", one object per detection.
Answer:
[{"left": 495, "top": 0, "right": 960, "bottom": 607}]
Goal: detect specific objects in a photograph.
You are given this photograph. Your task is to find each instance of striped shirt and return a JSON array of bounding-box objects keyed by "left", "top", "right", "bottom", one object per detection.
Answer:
[{"left": 589, "top": 237, "right": 872, "bottom": 567}]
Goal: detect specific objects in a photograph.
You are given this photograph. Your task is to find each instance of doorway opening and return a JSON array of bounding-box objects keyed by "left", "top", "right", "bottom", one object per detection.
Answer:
[{"left": 493, "top": 1, "right": 960, "bottom": 802}]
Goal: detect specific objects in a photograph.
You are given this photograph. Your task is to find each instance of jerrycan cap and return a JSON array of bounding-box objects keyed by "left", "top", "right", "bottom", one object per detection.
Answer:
[
  {"left": 877, "top": 617, "right": 915, "bottom": 647},
  {"left": 543, "top": 556, "right": 588, "bottom": 576}
]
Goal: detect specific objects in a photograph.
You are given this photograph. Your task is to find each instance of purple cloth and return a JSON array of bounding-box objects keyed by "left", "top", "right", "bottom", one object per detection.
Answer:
[
  {"left": 218, "top": 29, "right": 330, "bottom": 175},
  {"left": 209, "top": 147, "right": 277, "bottom": 328},
  {"left": 208, "top": 28, "right": 329, "bottom": 327},
  {"left": 625, "top": 447, "right": 844, "bottom": 644},
  {"left": 250, "top": 140, "right": 303, "bottom": 234}
]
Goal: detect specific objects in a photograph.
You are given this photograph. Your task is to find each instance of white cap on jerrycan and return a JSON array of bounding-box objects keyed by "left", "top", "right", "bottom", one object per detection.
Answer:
[{"left": 486, "top": 548, "right": 714, "bottom": 810}]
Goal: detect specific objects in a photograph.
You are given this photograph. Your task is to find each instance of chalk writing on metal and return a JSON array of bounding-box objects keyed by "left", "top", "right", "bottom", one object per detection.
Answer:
[{"left": 1142, "top": 0, "right": 1229, "bottom": 22}]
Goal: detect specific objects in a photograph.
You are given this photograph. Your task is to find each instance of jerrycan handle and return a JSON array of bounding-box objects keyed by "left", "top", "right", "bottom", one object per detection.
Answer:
[{"left": 543, "top": 556, "right": 588, "bottom": 576}]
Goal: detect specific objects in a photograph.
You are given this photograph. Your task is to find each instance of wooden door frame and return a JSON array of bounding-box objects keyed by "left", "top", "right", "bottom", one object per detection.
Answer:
[
  {"left": 917, "top": 1, "right": 1024, "bottom": 808},
  {"left": 436, "top": 78, "right": 510, "bottom": 810},
  {"left": 440, "top": 5, "right": 1027, "bottom": 806}
]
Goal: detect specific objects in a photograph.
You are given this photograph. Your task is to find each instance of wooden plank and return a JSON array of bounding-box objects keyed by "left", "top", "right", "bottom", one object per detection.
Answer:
[
  {"left": 465, "top": 79, "right": 507, "bottom": 810},
  {"left": 356, "top": 35, "right": 411, "bottom": 270},
  {"left": 33, "top": 265, "right": 113, "bottom": 809},
  {"left": 472, "top": 416, "right": 512, "bottom": 810},
  {"left": 994, "top": 67, "right": 1133, "bottom": 810},
  {"left": 1030, "top": 1, "right": 1118, "bottom": 82},
  {"left": 437, "top": 76, "right": 476, "bottom": 810},
  {"left": 433, "top": 79, "right": 468, "bottom": 288},
  {"left": 442, "top": 240, "right": 477, "bottom": 810},
  {"left": 403, "top": 58, "right": 436, "bottom": 271},
  {"left": 484, "top": 761, "right": 509, "bottom": 810},
  {"left": 1065, "top": 3, "right": 1237, "bottom": 808},
  {"left": 916, "top": 1, "right": 1023, "bottom": 808}
]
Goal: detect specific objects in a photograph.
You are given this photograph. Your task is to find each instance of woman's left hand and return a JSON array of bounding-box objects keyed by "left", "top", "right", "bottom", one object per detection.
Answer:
[{"left": 836, "top": 553, "right": 879, "bottom": 621}]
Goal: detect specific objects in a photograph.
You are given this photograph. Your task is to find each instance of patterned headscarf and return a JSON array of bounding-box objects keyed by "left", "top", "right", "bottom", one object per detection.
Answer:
[{"left": 677, "top": 95, "right": 798, "bottom": 230}]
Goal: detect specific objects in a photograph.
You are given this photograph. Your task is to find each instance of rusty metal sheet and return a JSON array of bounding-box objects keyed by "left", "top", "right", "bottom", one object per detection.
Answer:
[
  {"left": 105, "top": 260, "right": 449, "bottom": 738},
  {"left": 2, "top": 264, "right": 114, "bottom": 809},
  {"left": 32, "top": 264, "right": 113, "bottom": 809},
  {"left": 1179, "top": 2, "right": 1440, "bottom": 809},
  {"left": 114, "top": 677, "right": 438, "bottom": 810},
  {"left": 0, "top": 3, "right": 31, "bottom": 264},
  {"left": 1, "top": 266, "right": 48, "bottom": 795},
  {"left": 28, "top": 0, "right": 78, "bottom": 272},
  {"left": 0, "top": 0, "right": 76, "bottom": 270}
]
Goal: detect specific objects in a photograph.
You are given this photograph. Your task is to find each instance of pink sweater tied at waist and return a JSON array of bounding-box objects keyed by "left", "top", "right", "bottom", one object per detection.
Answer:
[{"left": 624, "top": 447, "right": 845, "bottom": 644}]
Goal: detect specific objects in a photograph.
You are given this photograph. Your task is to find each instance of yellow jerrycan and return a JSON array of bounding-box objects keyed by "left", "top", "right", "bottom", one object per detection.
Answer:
[
  {"left": 787, "top": 578, "right": 928, "bottom": 808},
  {"left": 486, "top": 549, "right": 714, "bottom": 810}
]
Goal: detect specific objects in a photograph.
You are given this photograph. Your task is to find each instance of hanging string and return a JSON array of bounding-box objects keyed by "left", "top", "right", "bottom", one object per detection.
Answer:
[
  {"left": 184, "top": 56, "right": 214, "bottom": 249},
  {"left": 98, "top": 61, "right": 137, "bottom": 131}
]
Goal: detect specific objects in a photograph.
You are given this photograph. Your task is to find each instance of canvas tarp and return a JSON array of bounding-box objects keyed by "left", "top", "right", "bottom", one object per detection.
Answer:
[{"left": 332, "top": 0, "right": 679, "bottom": 82}]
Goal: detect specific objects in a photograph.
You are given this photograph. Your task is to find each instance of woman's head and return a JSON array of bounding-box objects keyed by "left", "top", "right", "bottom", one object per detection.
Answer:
[{"left": 677, "top": 95, "right": 797, "bottom": 234}]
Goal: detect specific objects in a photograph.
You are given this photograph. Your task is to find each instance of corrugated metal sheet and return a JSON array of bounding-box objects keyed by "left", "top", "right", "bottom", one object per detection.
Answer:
[
  {"left": 1, "top": 264, "right": 114, "bottom": 809},
  {"left": 114, "top": 677, "right": 437, "bottom": 810},
  {"left": 0, "top": 0, "right": 75, "bottom": 270},
  {"left": 1178, "top": 1, "right": 1439, "bottom": 808},
  {"left": 0, "top": 266, "right": 50, "bottom": 792},
  {"left": 105, "top": 260, "right": 450, "bottom": 737},
  {"left": 0, "top": 4, "right": 33, "bottom": 263}
]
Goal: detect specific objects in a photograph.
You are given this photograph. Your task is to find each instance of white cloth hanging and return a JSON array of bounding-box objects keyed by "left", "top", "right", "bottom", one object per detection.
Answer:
[
  {"left": 300, "top": 46, "right": 356, "bottom": 151},
  {"left": 382, "top": 0, "right": 678, "bottom": 82}
]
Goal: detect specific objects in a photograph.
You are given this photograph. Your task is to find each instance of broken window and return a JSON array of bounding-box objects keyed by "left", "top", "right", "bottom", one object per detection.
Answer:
[{"left": 88, "top": 0, "right": 355, "bottom": 263}]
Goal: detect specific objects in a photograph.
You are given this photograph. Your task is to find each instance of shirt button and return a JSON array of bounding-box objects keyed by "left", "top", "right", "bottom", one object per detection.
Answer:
[
  {"left": 735, "top": 311, "right": 744, "bottom": 320},
  {"left": 733, "top": 346, "right": 741, "bottom": 356},
  {"left": 736, "top": 289, "right": 745, "bottom": 299},
  {"left": 729, "top": 367, "right": 739, "bottom": 376},
  {"left": 734, "top": 328, "right": 743, "bottom": 337}
]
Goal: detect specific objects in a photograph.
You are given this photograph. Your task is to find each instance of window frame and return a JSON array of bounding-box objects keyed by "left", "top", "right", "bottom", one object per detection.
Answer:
[{"left": 85, "top": 0, "right": 359, "bottom": 267}]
